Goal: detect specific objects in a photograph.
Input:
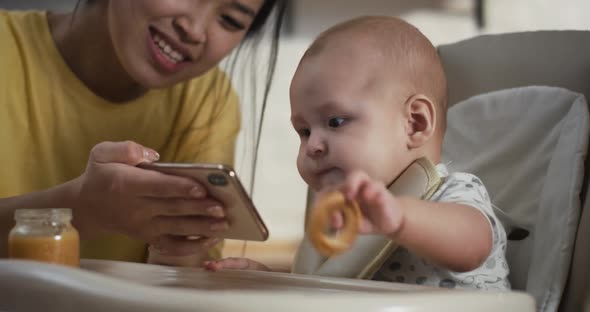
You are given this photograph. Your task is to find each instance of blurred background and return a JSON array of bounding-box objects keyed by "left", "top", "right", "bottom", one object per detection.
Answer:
[{"left": 2, "top": 0, "right": 589, "bottom": 270}]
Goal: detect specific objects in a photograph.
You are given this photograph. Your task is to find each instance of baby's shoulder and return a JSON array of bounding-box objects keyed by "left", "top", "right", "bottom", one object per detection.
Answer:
[
  {"left": 433, "top": 166, "right": 491, "bottom": 205},
  {"left": 444, "top": 172, "right": 485, "bottom": 187},
  {"left": 435, "top": 164, "right": 486, "bottom": 189}
]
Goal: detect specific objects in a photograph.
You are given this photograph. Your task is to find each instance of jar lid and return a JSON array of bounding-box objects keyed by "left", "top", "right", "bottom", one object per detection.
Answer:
[{"left": 14, "top": 208, "right": 72, "bottom": 221}]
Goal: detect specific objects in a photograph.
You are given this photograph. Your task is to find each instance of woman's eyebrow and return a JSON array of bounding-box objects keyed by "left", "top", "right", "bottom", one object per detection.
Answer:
[{"left": 231, "top": 1, "right": 257, "bottom": 17}]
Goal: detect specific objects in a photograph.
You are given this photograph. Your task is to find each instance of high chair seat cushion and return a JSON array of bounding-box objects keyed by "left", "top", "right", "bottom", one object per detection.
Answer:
[{"left": 441, "top": 86, "right": 589, "bottom": 312}]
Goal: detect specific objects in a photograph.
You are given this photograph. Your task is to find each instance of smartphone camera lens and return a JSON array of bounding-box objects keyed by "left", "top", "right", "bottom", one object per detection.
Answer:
[{"left": 208, "top": 173, "right": 227, "bottom": 186}]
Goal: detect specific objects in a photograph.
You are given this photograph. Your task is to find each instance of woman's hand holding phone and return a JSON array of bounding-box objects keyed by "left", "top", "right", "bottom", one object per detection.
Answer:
[
  {"left": 139, "top": 160, "right": 269, "bottom": 267},
  {"left": 73, "top": 141, "right": 229, "bottom": 256}
]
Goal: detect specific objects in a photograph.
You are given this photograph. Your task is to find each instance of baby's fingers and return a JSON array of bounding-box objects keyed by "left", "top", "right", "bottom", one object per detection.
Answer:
[
  {"left": 357, "top": 181, "right": 396, "bottom": 234},
  {"left": 204, "top": 257, "right": 270, "bottom": 272},
  {"left": 359, "top": 218, "right": 376, "bottom": 234},
  {"left": 341, "top": 171, "right": 372, "bottom": 201},
  {"left": 204, "top": 257, "right": 248, "bottom": 271},
  {"left": 358, "top": 180, "right": 384, "bottom": 204},
  {"left": 331, "top": 211, "right": 345, "bottom": 230}
]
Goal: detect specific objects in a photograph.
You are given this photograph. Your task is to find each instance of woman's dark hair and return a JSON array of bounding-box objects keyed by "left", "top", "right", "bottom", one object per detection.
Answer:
[
  {"left": 74, "top": 0, "right": 286, "bottom": 194},
  {"left": 232, "top": 0, "right": 286, "bottom": 194}
]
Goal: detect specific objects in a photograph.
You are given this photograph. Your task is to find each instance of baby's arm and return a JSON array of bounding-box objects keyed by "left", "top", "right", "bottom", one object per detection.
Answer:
[
  {"left": 341, "top": 171, "right": 492, "bottom": 273},
  {"left": 387, "top": 197, "right": 492, "bottom": 272}
]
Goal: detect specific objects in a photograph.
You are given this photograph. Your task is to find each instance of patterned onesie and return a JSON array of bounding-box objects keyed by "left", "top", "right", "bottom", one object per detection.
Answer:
[{"left": 373, "top": 164, "right": 511, "bottom": 290}]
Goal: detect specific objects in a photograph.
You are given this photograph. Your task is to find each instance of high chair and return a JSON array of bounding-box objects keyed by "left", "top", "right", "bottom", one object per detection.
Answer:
[
  {"left": 437, "top": 30, "right": 590, "bottom": 312},
  {"left": 300, "top": 30, "right": 590, "bottom": 312}
]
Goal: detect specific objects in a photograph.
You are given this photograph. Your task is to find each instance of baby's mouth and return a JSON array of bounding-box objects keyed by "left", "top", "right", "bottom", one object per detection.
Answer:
[{"left": 317, "top": 168, "right": 345, "bottom": 190}]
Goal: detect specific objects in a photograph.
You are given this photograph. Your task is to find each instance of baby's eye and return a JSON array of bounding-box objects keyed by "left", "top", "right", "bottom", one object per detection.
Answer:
[
  {"left": 328, "top": 117, "right": 347, "bottom": 128},
  {"left": 297, "top": 128, "right": 311, "bottom": 138}
]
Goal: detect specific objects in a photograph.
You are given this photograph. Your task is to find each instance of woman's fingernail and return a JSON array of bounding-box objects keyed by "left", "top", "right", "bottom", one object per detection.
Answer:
[
  {"left": 210, "top": 222, "right": 229, "bottom": 231},
  {"left": 143, "top": 149, "right": 160, "bottom": 162},
  {"left": 207, "top": 206, "right": 224, "bottom": 217},
  {"left": 190, "top": 186, "right": 205, "bottom": 198}
]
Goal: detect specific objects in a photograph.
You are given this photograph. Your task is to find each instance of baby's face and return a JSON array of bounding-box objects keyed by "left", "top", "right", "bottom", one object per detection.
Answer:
[{"left": 290, "top": 48, "right": 414, "bottom": 191}]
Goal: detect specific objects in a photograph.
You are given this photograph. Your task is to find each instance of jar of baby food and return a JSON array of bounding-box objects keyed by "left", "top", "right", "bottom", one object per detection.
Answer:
[{"left": 8, "top": 208, "right": 80, "bottom": 267}]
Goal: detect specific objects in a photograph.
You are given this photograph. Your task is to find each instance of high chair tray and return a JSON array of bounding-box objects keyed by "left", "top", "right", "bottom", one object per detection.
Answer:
[
  {"left": 81, "top": 258, "right": 430, "bottom": 293},
  {"left": 0, "top": 259, "right": 535, "bottom": 312}
]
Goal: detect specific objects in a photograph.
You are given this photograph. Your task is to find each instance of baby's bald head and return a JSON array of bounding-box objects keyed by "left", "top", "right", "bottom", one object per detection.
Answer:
[{"left": 301, "top": 16, "right": 448, "bottom": 137}]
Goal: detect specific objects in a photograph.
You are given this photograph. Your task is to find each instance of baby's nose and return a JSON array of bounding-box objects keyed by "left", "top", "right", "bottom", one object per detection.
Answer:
[{"left": 306, "top": 135, "right": 327, "bottom": 158}]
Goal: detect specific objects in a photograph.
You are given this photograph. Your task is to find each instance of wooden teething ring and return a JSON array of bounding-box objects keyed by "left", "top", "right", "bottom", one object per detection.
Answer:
[{"left": 307, "top": 191, "right": 361, "bottom": 256}]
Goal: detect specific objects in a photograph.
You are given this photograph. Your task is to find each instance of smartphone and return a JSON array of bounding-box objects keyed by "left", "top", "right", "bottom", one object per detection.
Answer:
[{"left": 139, "top": 163, "right": 269, "bottom": 241}]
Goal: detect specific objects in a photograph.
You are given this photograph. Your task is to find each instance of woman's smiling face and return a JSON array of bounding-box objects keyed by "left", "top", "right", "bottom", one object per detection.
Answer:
[{"left": 105, "top": 0, "right": 264, "bottom": 88}]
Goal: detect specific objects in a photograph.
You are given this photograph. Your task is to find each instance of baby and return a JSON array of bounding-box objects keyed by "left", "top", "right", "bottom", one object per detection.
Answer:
[{"left": 209, "top": 16, "right": 510, "bottom": 290}]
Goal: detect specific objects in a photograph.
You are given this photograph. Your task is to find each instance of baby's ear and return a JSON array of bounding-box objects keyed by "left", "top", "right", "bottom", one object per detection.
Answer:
[{"left": 403, "top": 94, "right": 436, "bottom": 149}]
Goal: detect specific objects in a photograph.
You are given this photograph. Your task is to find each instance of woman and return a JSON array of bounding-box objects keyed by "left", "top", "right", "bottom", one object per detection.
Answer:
[{"left": 0, "top": 0, "right": 285, "bottom": 262}]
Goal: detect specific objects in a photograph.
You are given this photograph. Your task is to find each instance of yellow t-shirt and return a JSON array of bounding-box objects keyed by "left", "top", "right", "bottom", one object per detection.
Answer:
[{"left": 0, "top": 11, "right": 240, "bottom": 262}]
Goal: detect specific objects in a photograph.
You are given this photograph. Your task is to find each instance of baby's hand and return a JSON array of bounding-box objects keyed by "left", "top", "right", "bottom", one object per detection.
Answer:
[
  {"left": 340, "top": 170, "right": 404, "bottom": 236},
  {"left": 204, "top": 257, "right": 271, "bottom": 272}
]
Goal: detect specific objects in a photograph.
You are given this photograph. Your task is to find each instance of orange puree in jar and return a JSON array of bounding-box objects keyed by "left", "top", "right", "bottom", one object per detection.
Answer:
[{"left": 8, "top": 209, "right": 80, "bottom": 267}]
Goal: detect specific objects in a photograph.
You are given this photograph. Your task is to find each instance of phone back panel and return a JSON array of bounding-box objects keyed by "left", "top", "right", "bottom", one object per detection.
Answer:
[{"left": 141, "top": 163, "right": 268, "bottom": 241}]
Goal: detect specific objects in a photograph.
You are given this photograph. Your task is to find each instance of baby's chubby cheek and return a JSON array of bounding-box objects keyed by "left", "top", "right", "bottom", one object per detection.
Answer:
[
  {"left": 297, "top": 162, "right": 315, "bottom": 187},
  {"left": 370, "top": 164, "right": 407, "bottom": 187}
]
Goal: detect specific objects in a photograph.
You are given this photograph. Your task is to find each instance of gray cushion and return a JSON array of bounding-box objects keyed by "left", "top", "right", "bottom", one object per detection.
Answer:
[
  {"left": 442, "top": 86, "right": 589, "bottom": 312},
  {"left": 438, "top": 31, "right": 590, "bottom": 108}
]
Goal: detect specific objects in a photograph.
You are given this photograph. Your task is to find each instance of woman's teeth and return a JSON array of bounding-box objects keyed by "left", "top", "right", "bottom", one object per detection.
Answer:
[{"left": 152, "top": 34, "right": 185, "bottom": 64}]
